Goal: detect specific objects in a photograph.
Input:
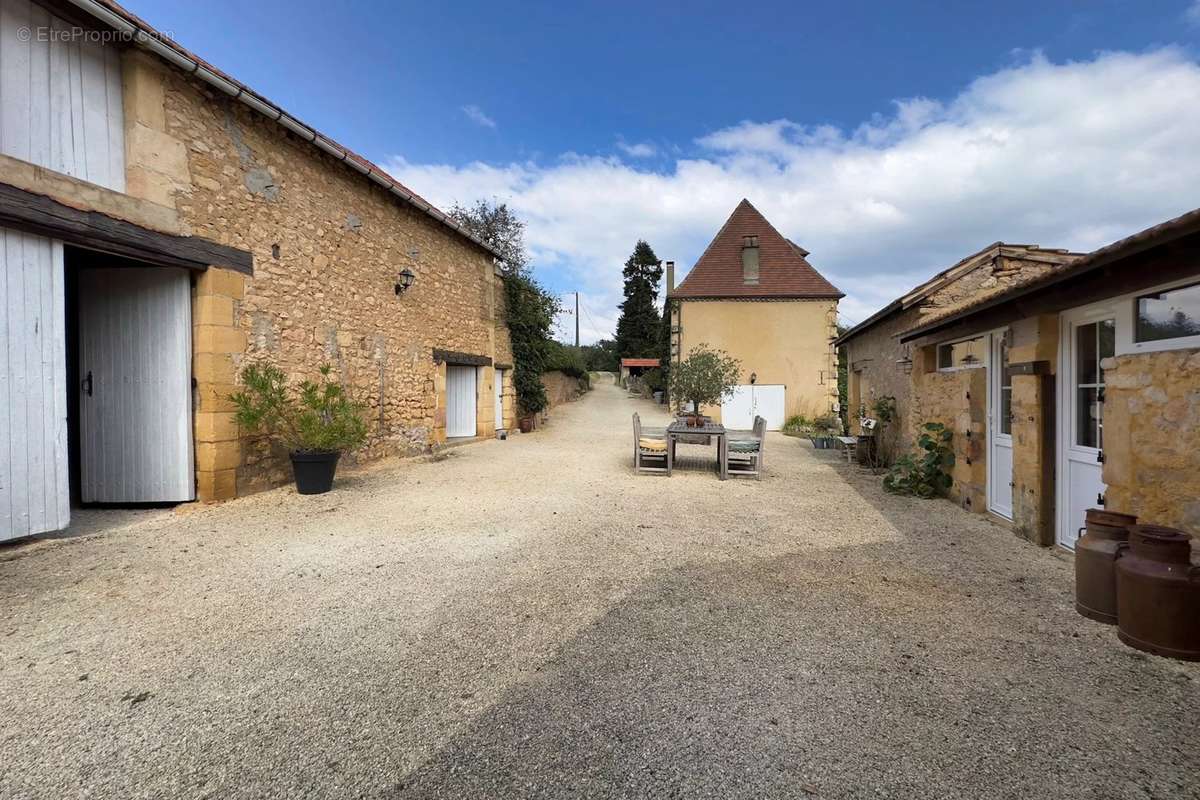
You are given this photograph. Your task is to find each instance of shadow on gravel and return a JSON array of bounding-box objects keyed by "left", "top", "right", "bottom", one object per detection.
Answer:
[{"left": 387, "top": 544, "right": 1199, "bottom": 800}]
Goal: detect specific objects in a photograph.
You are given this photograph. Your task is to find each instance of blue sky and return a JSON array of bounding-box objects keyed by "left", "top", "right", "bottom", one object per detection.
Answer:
[{"left": 128, "top": 0, "right": 1200, "bottom": 342}]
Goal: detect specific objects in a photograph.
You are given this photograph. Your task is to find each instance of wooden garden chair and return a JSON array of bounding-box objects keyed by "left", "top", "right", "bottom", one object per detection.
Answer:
[
  {"left": 633, "top": 413, "right": 668, "bottom": 474},
  {"left": 726, "top": 415, "right": 767, "bottom": 479}
]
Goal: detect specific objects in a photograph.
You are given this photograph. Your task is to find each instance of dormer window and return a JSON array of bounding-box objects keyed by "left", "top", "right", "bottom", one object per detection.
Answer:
[{"left": 742, "top": 235, "right": 760, "bottom": 285}]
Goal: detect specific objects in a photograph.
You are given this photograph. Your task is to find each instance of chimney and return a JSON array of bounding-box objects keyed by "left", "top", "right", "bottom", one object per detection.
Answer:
[
  {"left": 742, "top": 235, "right": 760, "bottom": 285},
  {"left": 664, "top": 260, "right": 675, "bottom": 295}
]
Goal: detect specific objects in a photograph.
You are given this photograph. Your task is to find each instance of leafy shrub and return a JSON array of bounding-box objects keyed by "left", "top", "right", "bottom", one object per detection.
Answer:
[
  {"left": 505, "top": 273, "right": 560, "bottom": 416},
  {"left": 642, "top": 367, "right": 666, "bottom": 392},
  {"left": 782, "top": 414, "right": 811, "bottom": 435},
  {"left": 232, "top": 364, "right": 368, "bottom": 454},
  {"left": 812, "top": 414, "right": 842, "bottom": 435},
  {"left": 882, "top": 422, "right": 955, "bottom": 498},
  {"left": 544, "top": 340, "right": 590, "bottom": 385}
]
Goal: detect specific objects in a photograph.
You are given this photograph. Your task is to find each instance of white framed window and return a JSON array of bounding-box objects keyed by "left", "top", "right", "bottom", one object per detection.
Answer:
[
  {"left": 937, "top": 335, "right": 987, "bottom": 371},
  {"left": 1116, "top": 276, "right": 1200, "bottom": 355}
]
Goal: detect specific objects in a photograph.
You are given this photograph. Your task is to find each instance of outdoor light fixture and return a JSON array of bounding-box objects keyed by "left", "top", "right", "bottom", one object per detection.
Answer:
[
  {"left": 395, "top": 268, "right": 415, "bottom": 296},
  {"left": 750, "top": 372, "right": 757, "bottom": 384}
]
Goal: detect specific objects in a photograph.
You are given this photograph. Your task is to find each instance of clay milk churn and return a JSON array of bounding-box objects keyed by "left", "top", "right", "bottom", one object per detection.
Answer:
[
  {"left": 1074, "top": 508, "right": 1137, "bottom": 624},
  {"left": 1115, "top": 525, "right": 1200, "bottom": 661}
]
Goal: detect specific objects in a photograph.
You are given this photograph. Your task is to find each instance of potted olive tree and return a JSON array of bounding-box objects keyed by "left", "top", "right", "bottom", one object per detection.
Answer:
[
  {"left": 668, "top": 344, "right": 741, "bottom": 427},
  {"left": 232, "top": 363, "right": 368, "bottom": 494}
]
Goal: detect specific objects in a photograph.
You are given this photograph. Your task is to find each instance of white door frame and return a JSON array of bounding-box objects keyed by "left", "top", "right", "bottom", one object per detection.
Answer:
[
  {"left": 986, "top": 330, "right": 1014, "bottom": 520},
  {"left": 493, "top": 368, "right": 505, "bottom": 432},
  {"left": 1056, "top": 300, "right": 1118, "bottom": 549},
  {"left": 445, "top": 365, "right": 478, "bottom": 438}
]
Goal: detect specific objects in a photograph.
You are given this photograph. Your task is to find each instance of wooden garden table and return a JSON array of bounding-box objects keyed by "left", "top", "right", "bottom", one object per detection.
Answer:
[{"left": 666, "top": 420, "right": 728, "bottom": 480}]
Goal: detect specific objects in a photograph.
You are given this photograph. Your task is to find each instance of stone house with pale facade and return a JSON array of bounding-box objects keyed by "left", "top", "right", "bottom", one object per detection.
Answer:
[
  {"left": 666, "top": 199, "right": 842, "bottom": 430},
  {"left": 897, "top": 208, "right": 1200, "bottom": 549},
  {"left": 836, "top": 243, "right": 1080, "bottom": 465},
  {"left": 0, "top": 0, "right": 514, "bottom": 542}
]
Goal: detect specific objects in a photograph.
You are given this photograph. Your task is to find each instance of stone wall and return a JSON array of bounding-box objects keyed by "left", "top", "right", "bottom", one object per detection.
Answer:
[
  {"left": 541, "top": 371, "right": 588, "bottom": 409},
  {"left": 844, "top": 306, "right": 918, "bottom": 451},
  {"left": 122, "top": 49, "right": 512, "bottom": 498},
  {"left": 1102, "top": 348, "right": 1200, "bottom": 535},
  {"left": 910, "top": 346, "right": 987, "bottom": 512}
]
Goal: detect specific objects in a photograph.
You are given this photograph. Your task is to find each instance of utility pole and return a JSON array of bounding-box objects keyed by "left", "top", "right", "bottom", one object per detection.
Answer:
[{"left": 575, "top": 291, "right": 580, "bottom": 348}]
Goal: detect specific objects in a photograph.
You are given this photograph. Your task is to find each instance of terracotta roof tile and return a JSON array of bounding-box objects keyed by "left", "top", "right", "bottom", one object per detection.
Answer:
[{"left": 671, "top": 200, "right": 842, "bottom": 300}]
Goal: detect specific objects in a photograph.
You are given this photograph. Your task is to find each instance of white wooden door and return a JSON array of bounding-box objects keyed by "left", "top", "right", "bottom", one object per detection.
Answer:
[
  {"left": 446, "top": 365, "right": 477, "bottom": 438},
  {"left": 493, "top": 368, "right": 505, "bottom": 430},
  {"left": 988, "top": 332, "right": 1014, "bottom": 519},
  {"left": 1057, "top": 305, "right": 1116, "bottom": 549},
  {"left": 78, "top": 268, "right": 194, "bottom": 503},
  {"left": 721, "top": 385, "right": 754, "bottom": 429},
  {"left": 750, "top": 384, "right": 786, "bottom": 431},
  {"left": 1, "top": 229, "right": 69, "bottom": 540}
]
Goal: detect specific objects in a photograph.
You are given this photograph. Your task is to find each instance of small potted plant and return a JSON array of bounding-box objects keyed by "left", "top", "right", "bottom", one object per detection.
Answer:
[
  {"left": 810, "top": 413, "right": 841, "bottom": 449},
  {"left": 668, "top": 344, "right": 741, "bottom": 427},
  {"left": 232, "top": 363, "right": 368, "bottom": 495}
]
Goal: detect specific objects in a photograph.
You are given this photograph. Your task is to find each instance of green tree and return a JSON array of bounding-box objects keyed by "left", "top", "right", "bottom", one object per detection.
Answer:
[
  {"left": 669, "top": 344, "right": 741, "bottom": 415},
  {"left": 581, "top": 338, "right": 619, "bottom": 371},
  {"left": 449, "top": 199, "right": 528, "bottom": 276},
  {"left": 614, "top": 240, "right": 662, "bottom": 358}
]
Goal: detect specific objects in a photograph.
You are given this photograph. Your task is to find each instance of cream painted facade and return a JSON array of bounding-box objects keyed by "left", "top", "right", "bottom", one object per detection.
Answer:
[{"left": 674, "top": 299, "right": 839, "bottom": 422}]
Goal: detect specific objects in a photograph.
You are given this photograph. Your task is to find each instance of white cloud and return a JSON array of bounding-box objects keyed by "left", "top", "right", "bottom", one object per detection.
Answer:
[
  {"left": 390, "top": 49, "right": 1200, "bottom": 341},
  {"left": 461, "top": 104, "right": 496, "bottom": 129},
  {"left": 616, "top": 139, "right": 657, "bottom": 158}
]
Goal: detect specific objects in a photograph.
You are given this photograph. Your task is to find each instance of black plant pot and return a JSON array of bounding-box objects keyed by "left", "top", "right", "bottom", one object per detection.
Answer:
[{"left": 290, "top": 450, "right": 340, "bottom": 495}]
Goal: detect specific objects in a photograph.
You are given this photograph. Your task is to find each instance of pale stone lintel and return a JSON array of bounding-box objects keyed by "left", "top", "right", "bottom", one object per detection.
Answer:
[{"left": 0, "top": 152, "right": 185, "bottom": 236}]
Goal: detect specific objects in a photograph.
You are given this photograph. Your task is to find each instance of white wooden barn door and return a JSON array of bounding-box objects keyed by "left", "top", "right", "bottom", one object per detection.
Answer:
[
  {"left": 78, "top": 268, "right": 194, "bottom": 503},
  {"left": 445, "top": 365, "right": 477, "bottom": 438},
  {"left": 0, "top": 228, "right": 69, "bottom": 541}
]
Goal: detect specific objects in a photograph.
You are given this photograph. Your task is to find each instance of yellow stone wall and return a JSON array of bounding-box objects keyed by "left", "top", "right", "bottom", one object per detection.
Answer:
[
  {"left": 677, "top": 299, "right": 838, "bottom": 421},
  {"left": 909, "top": 346, "right": 987, "bottom": 512},
  {"left": 119, "top": 48, "right": 512, "bottom": 498},
  {"left": 1102, "top": 348, "right": 1200, "bottom": 535}
]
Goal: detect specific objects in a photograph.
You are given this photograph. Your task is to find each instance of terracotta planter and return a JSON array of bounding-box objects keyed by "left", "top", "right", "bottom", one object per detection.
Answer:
[{"left": 518, "top": 416, "right": 535, "bottom": 433}]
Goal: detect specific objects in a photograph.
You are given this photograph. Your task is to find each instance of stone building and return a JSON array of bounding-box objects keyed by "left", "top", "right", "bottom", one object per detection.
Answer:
[
  {"left": 836, "top": 244, "right": 1079, "bottom": 467},
  {"left": 0, "top": 0, "right": 514, "bottom": 541},
  {"left": 899, "top": 207, "right": 1200, "bottom": 547},
  {"left": 666, "top": 199, "right": 842, "bottom": 429}
]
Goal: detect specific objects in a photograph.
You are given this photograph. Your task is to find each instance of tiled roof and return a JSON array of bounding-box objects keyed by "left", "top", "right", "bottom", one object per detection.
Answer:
[
  {"left": 834, "top": 242, "right": 1081, "bottom": 346},
  {"left": 76, "top": 0, "right": 503, "bottom": 261},
  {"left": 899, "top": 205, "right": 1200, "bottom": 342},
  {"left": 620, "top": 358, "right": 660, "bottom": 367},
  {"left": 671, "top": 200, "right": 843, "bottom": 300}
]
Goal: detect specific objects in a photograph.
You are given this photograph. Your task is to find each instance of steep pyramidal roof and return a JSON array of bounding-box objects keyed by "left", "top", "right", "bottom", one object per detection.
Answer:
[{"left": 671, "top": 200, "right": 843, "bottom": 300}]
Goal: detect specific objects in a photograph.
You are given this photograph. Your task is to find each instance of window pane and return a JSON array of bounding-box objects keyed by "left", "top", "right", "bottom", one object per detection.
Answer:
[
  {"left": 1076, "top": 387, "right": 1098, "bottom": 448},
  {"left": 1136, "top": 282, "right": 1200, "bottom": 343},
  {"left": 1076, "top": 323, "right": 1098, "bottom": 385},
  {"left": 1001, "top": 388, "right": 1012, "bottom": 435},
  {"left": 938, "top": 337, "right": 985, "bottom": 369}
]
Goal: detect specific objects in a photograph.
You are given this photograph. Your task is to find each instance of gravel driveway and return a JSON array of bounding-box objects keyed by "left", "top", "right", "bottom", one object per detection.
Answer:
[{"left": 2, "top": 380, "right": 1198, "bottom": 799}]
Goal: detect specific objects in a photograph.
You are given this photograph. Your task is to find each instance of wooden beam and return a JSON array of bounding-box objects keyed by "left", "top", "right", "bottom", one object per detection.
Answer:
[
  {"left": 0, "top": 182, "right": 253, "bottom": 274},
  {"left": 432, "top": 349, "right": 492, "bottom": 366}
]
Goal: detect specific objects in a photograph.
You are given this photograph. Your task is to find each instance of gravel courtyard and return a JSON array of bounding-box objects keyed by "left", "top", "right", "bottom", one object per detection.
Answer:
[{"left": 2, "top": 380, "right": 1197, "bottom": 799}]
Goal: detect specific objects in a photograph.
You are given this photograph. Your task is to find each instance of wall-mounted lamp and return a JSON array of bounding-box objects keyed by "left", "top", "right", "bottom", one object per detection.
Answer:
[
  {"left": 749, "top": 372, "right": 757, "bottom": 384},
  {"left": 395, "top": 268, "right": 415, "bottom": 296}
]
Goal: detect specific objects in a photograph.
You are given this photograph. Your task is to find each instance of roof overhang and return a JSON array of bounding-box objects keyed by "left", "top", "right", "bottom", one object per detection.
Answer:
[{"left": 899, "top": 207, "right": 1200, "bottom": 344}]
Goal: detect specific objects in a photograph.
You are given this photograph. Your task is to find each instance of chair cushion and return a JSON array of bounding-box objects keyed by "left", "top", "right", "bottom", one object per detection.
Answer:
[
  {"left": 728, "top": 439, "right": 760, "bottom": 454},
  {"left": 639, "top": 438, "right": 668, "bottom": 452}
]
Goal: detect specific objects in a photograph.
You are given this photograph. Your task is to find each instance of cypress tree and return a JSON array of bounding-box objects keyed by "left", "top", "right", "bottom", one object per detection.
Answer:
[{"left": 614, "top": 240, "right": 663, "bottom": 358}]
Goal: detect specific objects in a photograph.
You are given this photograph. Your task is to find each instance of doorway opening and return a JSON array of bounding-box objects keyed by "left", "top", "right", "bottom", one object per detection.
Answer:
[{"left": 64, "top": 245, "right": 196, "bottom": 509}]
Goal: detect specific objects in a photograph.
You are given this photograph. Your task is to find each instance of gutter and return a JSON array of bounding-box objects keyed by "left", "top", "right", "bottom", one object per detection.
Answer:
[{"left": 65, "top": 0, "right": 505, "bottom": 263}]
